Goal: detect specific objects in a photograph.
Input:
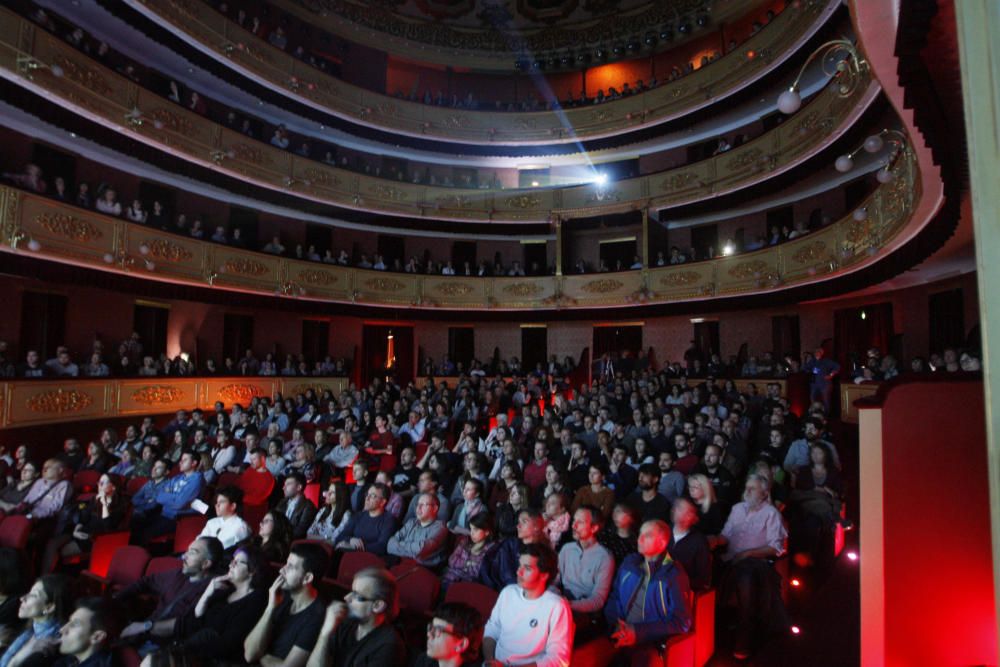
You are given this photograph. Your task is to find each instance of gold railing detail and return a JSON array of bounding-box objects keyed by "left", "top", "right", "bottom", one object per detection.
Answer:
[
  {"left": 0, "top": 5, "right": 873, "bottom": 223},
  {"left": 136, "top": 0, "right": 830, "bottom": 143},
  {"left": 0, "top": 144, "right": 919, "bottom": 311}
]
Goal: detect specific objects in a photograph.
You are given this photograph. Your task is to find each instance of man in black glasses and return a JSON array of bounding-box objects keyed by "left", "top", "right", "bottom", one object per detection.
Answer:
[
  {"left": 413, "top": 602, "right": 484, "bottom": 667},
  {"left": 306, "top": 566, "right": 406, "bottom": 667}
]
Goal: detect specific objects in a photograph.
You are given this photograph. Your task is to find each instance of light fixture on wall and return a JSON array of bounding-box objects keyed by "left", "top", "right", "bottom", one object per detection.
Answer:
[
  {"left": 776, "top": 39, "right": 868, "bottom": 115},
  {"left": 834, "top": 128, "right": 908, "bottom": 182}
]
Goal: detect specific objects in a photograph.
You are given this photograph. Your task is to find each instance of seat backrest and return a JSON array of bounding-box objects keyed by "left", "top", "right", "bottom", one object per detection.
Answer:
[
  {"left": 0, "top": 516, "right": 31, "bottom": 550},
  {"left": 125, "top": 476, "right": 149, "bottom": 496},
  {"left": 389, "top": 563, "right": 440, "bottom": 615},
  {"left": 444, "top": 582, "right": 499, "bottom": 620},
  {"left": 217, "top": 471, "right": 242, "bottom": 489},
  {"left": 86, "top": 531, "right": 131, "bottom": 578},
  {"left": 172, "top": 514, "right": 209, "bottom": 554},
  {"left": 106, "top": 546, "right": 151, "bottom": 587},
  {"left": 144, "top": 555, "right": 183, "bottom": 577},
  {"left": 304, "top": 482, "right": 321, "bottom": 508},
  {"left": 243, "top": 503, "right": 269, "bottom": 533},
  {"left": 336, "top": 551, "right": 384, "bottom": 586},
  {"left": 72, "top": 470, "right": 103, "bottom": 495}
]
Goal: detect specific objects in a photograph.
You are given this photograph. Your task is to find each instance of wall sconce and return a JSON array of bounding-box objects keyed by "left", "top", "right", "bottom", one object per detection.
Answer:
[
  {"left": 834, "top": 128, "right": 907, "bottom": 179},
  {"left": 777, "top": 39, "right": 868, "bottom": 114}
]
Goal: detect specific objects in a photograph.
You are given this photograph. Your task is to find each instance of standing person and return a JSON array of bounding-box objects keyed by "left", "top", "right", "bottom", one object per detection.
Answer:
[
  {"left": 305, "top": 567, "right": 406, "bottom": 666},
  {"left": 803, "top": 347, "right": 839, "bottom": 413},
  {"left": 482, "top": 543, "right": 573, "bottom": 667}
]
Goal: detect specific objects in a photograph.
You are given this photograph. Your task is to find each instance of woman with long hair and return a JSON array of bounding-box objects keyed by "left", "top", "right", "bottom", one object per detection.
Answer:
[
  {"left": 495, "top": 482, "right": 530, "bottom": 540},
  {"left": 42, "top": 474, "right": 124, "bottom": 573},
  {"left": 307, "top": 481, "right": 352, "bottom": 544},
  {"left": 0, "top": 574, "right": 72, "bottom": 667},
  {"left": 254, "top": 511, "right": 293, "bottom": 564}
]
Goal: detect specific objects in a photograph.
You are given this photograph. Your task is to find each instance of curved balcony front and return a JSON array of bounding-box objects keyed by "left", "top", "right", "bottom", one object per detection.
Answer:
[
  {"left": 125, "top": 0, "right": 838, "bottom": 145},
  {"left": 0, "top": 144, "right": 920, "bottom": 312},
  {"left": 0, "top": 11, "right": 878, "bottom": 224}
]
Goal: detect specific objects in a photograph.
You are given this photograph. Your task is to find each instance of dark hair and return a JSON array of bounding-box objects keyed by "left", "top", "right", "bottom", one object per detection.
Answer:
[
  {"left": 433, "top": 602, "right": 484, "bottom": 660},
  {"left": 462, "top": 477, "right": 485, "bottom": 498},
  {"left": 420, "top": 469, "right": 441, "bottom": 487},
  {"left": 217, "top": 485, "right": 244, "bottom": 509},
  {"left": 232, "top": 544, "right": 268, "bottom": 589},
  {"left": 261, "top": 511, "right": 293, "bottom": 562},
  {"left": 74, "top": 597, "right": 119, "bottom": 644},
  {"left": 518, "top": 542, "right": 558, "bottom": 583},
  {"left": 517, "top": 507, "right": 544, "bottom": 523},
  {"left": 354, "top": 567, "right": 399, "bottom": 621},
  {"left": 289, "top": 542, "right": 329, "bottom": 583},
  {"left": 37, "top": 573, "right": 73, "bottom": 622},
  {"left": 0, "top": 548, "right": 22, "bottom": 597},
  {"left": 197, "top": 537, "right": 226, "bottom": 574},
  {"left": 468, "top": 511, "right": 494, "bottom": 534},
  {"left": 322, "top": 480, "right": 350, "bottom": 527},
  {"left": 285, "top": 471, "right": 307, "bottom": 488},
  {"left": 573, "top": 504, "right": 604, "bottom": 529},
  {"left": 638, "top": 463, "right": 661, "bottom": 480},
  {"left": 370, "top": 482, "right": 390, "bottom": 502},
  {"left": 588, "top": 460, "right": 609, "bottom": 477}
]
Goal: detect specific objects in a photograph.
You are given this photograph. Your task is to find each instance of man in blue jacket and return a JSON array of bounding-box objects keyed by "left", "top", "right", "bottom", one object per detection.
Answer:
[
  {"left": 131, "top": 451, "right": 204, "bottom": 543},
  {"left": 603, "top": 519, "right": 692, "bottom": 666}
]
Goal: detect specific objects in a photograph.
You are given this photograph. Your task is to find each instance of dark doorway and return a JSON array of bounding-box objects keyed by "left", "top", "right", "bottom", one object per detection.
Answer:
[
  {"left": 137, "top": 182, "right": 175, "bottom": 226},
  {"left": 593, "top": 325, "right": 643, "bottom": 365},
  {"left": 31, "top": 144, "right": 75, "bottom": 191},
  {"left": 452, "top": 241, "right": 477, "bottom": 270},
  {"left": 690, "top": 224, "right": 718, "bottom": 261},
  {"left": 772, "top": 315, "right": 801, "bottom": 360},
  {"left": 377, "top": 234, "right": 405, "bottom": 267},
  {"left": 302, "top": 320, "right": 330, "bottom": 363},
  {"left": 833, "top": 303, "right": 893, "bottom": 373},
  {"left": 305, "top": 226, "right": 333, "bottom": 258},
  {"left": 223, "top": 314, "right": 254, "bottom": 363},
  {"left": 362, "top": 324, "right": 414, "bottom": 386},
  {"left": 521, "top": 326, "right": 548, "bottom": 374},
  {"left": 599, "top": 239, "right": 637, "bottom": 272},
  {"left": 523, "top": 242, "right": 548, "bottom": 275},
  {"left": 692, "top": 321, "right": 720, "bottom": 360},
  {"left": 133, "top": 303, "right": 169, "bottom": 359},
  {"left": 19, "top": 291, "right": 67, "bottom": 359},
  {"left": 766, "top": 206, "right": 793, "bottom": 235},
  {"left": 448, "top": 327, "right": 474, "bottom": 371},
  {"left": 928, "top": 289, "right": 964, "bottom": 354}
]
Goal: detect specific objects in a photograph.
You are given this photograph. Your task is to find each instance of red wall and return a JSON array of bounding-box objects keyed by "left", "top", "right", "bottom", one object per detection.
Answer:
[{"left": 878, "top": 381, "right": 997, "bottom": 666}]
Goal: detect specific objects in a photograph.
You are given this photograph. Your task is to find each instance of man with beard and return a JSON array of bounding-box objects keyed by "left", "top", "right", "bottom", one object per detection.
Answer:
[
  {"left": 306, "top": 567, "right": 406, "bottom": 666},
  {"left": 692, "top": 443, "right": 738, "bottom": 508},
  {"left": 717, "top": 474, "right": 789, "bottom": 660},
  {"left": 556, "top": 506, "right": 614, "bottom": 641},
  {"left": 782, "top": 418, "right": 841, "bottom": 474},
  {"left": 626, "top": 464, "right": 671, "bottom": 524}
]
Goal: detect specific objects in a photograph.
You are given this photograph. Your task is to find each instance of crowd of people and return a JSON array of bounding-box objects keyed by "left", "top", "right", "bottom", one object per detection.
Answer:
[{"left": 0, "top": 344, "right": 858, "bottom": 664}]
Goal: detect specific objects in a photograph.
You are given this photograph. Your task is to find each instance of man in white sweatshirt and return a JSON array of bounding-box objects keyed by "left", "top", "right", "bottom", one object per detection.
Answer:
[{"left": 483, "top": 542, "right": 574, "bottom": 667}]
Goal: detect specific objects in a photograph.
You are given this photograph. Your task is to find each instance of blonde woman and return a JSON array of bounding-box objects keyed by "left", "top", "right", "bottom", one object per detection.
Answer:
[{"left": 687, "top": 474, "right": 725, "bottom": 544}]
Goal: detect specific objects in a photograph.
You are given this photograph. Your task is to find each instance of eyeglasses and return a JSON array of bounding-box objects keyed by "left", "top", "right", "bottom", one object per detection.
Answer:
[
  {"left": 426, "top": 623, "right": 460, "bottom": 639},
  {"left": 346, "top": 590, "right": 380, "bottom": 603}
]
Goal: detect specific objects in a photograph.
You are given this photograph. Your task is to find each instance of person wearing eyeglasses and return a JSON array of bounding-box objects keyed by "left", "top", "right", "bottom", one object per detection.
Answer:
[
  {"left": 306, "top": 567, "right": 405, "bottom": 667},
  {"left": 413, "top": 602, "right": 484, "bottom": 667},
  {"left": 334, "top": 483, "right": 396, "bottom": 557},
  {"left": 245, "top": 542, "right": 328, "bottom": 667}
]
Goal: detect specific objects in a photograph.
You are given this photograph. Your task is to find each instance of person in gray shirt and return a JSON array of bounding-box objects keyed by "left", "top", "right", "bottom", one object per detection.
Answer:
[{"left": 387, "top": 493, "right": 450, "bottom": 567}]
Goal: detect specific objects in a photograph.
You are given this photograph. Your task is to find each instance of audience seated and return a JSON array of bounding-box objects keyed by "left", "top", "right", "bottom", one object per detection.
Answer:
[
  {"left": 53, "top": 597, "right": 117, "bottom": 667},
  {"left": 0, "top": 573, "right": 72, "bottom": 666},
  {"left": 386, "top": 492, "right": 449, "bottom": 567},
  {"left": 274, "top": 472, "right": 318, "bottom": 540},
  {"left": 334, "top": 483, "right": 396, "bottom": 557}
]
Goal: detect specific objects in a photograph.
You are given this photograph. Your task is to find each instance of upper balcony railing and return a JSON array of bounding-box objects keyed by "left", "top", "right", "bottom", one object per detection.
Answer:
[
  {"left": 127, "top": 0, "right": 836, "bottom": 145},
  {"left": 0, "top": 6, "right": 876, "bottom": 224},
  {"left": 0, "top": 143, "right": 920, "bottom": 312}
]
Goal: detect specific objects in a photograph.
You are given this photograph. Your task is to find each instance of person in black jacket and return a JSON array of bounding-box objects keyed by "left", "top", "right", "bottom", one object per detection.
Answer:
[{"left": 667, "top": 498, "right": 712, "bottom": 592}]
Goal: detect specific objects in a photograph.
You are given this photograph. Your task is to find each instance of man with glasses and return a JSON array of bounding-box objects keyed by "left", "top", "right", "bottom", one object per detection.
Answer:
[
  {"left": 387, "top": 492, "right": 449, "bottom": 567},
  {"left": 334, "top": 483, "right": 397, "bottom": 557},
  {"left": 306, "top": 567, "right": 405, "bottom": 667},
  {"left": 413, "top": 602, "right": 484, "bottom": 667},
  {"left": 245, "top": 542, "right": 328, "bottom": 667}
]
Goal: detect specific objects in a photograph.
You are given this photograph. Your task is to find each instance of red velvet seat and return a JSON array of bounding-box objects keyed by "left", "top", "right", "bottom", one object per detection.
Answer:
[
  {"left": 125, "top": 476, "right": 148, "bottom": 497},
  {"left": 82, "top": 545, "right": 150, "bottom": 594},
  {"left": 335, "top": 551, "right": 385, "bottom": 588},
  {"left": 0, "top": 516, "right": 31, "bottom": 550},
  {"left": 304, "top": 482, "right": 321, "bottom": 508},
  {"left": 145, "top": 555, "right": 183, "bottom": 577},
  {"left": 443, "top": 581, "right": 499, "bottom": 620},
  {"left": 72, "top": 470, "right": 102, "bottom": 500},
  {"left": 390, "top": 562, "right": 440, "bottom": 617},
  {"left": 71, "top": 530, "right": 130, "bottom": 577},
  {"left": 216, "top": 471, "right": 242, "bottom": 489},
  {"left": 243, "top": 503, "right": 269, "bottom": 533}
]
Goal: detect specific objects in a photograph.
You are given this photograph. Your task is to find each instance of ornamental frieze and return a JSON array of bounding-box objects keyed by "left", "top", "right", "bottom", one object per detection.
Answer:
[
  {"left": 728, "top": 260, "right": 770, "bottom": 280},
  {"left": 131, "top": 385, "right": 185, "bottom": 405},
  {"left": 659, "top": 271, "right": 702, "bottom": 287},
  {"left": 590, "top": 109, "right": 615, "bottom": 123},
  {"left": 300, "top": 168, "right": 342, "bottom": 188},
  {"left": 435, "top": 195, "right": 473, "bottom": 209},
  {"left": 660, "top": 172, "right": 700, "bottom": 192},
  {"left": 581, "top": 278, "right": 625, "bottom": 294},
  {"left": 791, "top": 242, "right": 827, "bottom": 264},
  {"left": 502, "top": 282, "right": 543, "bottom": 297},
  {"left": 586, "top": 188, "right": 623, "bottom": 204},
  {"left": 363, "top": 277, "right": 406, "bottom": 292},
  {"left": 34, "top": 213, "right": 103, "bottom": 242},
  {"left": 505, "top": 195, "right": 540, "bottom": 209},
  {"left": 217, "top": 383, "right": 262, "bottom": 403},
  {"left": 434, "top": 283, "right": 475, "bottom": 296},
  {"left": 227, "top": 143, "right": 270, "bottom": 166},
  {"left": 146, "top": 108, "right": 192, "bottom": 135},
  {"left": 223, "top": 258, "right": 270, "bottom": 276},
  {"left": 26, "top": 388, "right": 93, "bottom": 413},
  {"left": 286, "top": 383, "right": 327, "bottom": 397},
  {"left": 368, "top": 184, "right": 406, "bottom": 201},
  {"left": 297, "top": 269, "right": 338, "bottom": 286},
  {"left": 147, "top": 238, "right": 193, "bottom": 263},
  {"left": 52, "top": 55, "right": 112, "bottom": 97},
  {"left": 792, "top": 111, "right": 834, "bottom": 136},
  {"left": 725, "top": 148, "right": 763, "bottom": 171}
]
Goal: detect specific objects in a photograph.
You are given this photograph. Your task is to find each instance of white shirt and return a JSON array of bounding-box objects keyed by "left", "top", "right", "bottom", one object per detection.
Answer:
[
  {"left": 484, "top": 585, "right": 573, "bottom": 667},
  {"left": 200, "top": 514, "right": 251, "bottom": 549}
]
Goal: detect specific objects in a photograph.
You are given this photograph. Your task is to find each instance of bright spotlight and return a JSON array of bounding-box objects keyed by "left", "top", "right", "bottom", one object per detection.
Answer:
[
  {"left": 790, "top": 578, "right": 801, "bottom": 588},
  {"left": 594, "top": 173, "right": 609, "bottom": 185},
  {"left": 722, "top": 243, "right": 735, "bottom": 256},
  {"left": 791, "top": 626, "right": 801, "bottom": 635},
  {"left": 847, "top": 551, "right": 858, "bottom": 562}
]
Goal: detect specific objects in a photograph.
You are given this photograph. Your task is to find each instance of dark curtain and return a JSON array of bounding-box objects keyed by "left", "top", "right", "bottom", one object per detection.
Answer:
[
  {"left": 362, "top": 325, "right": 413, "bottom": 387},
  {"left": 693, "top": 321, "right": 720, "bottom": 358},
  {"left": 19, "top": 291, "right": 67, "bottom": 359},
  {"left": 133, "top": 305, "right": 169, "bottom": 358},
  {"left": 593, "top": 326, "right": 643, "bottom": 360},
  {"left": 521, "top": 327, "right": 547, "bottom": 372},
  {"left": 833, "top": 303, "right": 893, "bottom": 373},
  {"left": 772, "top": 315, "right": 801, "bottom": 359},
  {"left": 222, "top": 314, "right": 254, "bottom": 362},
  {"left": 301, "top": 320, "right": 330, "bottom": 362},
  {"left": 928, "top": 289, "right": 964, "bottom": 353}
]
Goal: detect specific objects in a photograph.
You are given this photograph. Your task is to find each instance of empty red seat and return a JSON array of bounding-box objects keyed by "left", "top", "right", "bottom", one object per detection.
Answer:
[
  {"left": 390, "top": 563, "right": 439, "bottom": 616},
  {"left": 83, "top": 545, "right": 150, "bottom": 594},
  {"left": 335, "top": 551, "right": 385, "bottom": 588},
  {"left": 171, "top": 514, "right": 208, "bottom": 554},
  {"left": 444, "top": 581, "right": 499, "bottom": 621},
  {"left": 72, "top": 470, "right": 102, "bottom": 498},
  {"left": 144, "top": 556, "right": 182, "bottom": 577},
  {"left": 0, "top": 516, "right": 31, "bottom": 550},
  {"left": 74, "top": 531, "right": 130, "bottom": 577},
  {"left": 125, "top": 476, "right": 149, "bottom": 497}
]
